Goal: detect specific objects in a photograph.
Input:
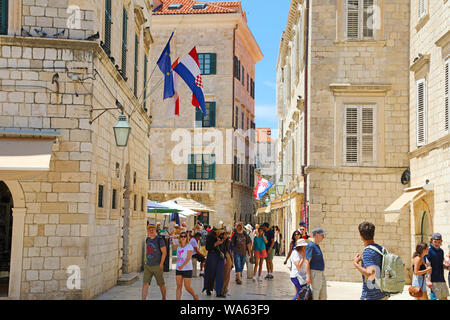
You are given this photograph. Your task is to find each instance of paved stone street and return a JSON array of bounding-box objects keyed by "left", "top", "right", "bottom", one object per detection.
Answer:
[{"left": 95, "top": 256, "right": 413, "bottom": 300}]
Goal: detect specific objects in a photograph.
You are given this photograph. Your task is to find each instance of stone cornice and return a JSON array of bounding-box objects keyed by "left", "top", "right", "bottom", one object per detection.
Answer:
[
  {"left": 143, "top": 27, "right": 153, "bottom": 54},
  {"left": 305, "top": 166, "right": 407, "bottom": 175},
  {"left": 410, "top": 54, "right": 431, "bottom": 73},
  {"left": 435, "top": 30, "right": 450, "bottom": 49},
  {"left": 329, "top": 83, "right": 392, "bottom": 96},
  {"left": 409, "top": 133, "right": 450, "bottom": 159}
]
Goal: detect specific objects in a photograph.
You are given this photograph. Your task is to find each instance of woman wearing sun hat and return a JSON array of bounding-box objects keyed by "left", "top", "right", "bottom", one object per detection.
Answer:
[{"left": 290, "top": 238, "right": 308, "bottom": 300}]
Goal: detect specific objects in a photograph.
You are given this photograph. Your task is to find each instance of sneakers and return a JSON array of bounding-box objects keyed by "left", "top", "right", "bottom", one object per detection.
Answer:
[
  {"left": 265, "top": 274, "right": 274, "bottom": 279},
  {"left": 258, "top": 276, "right": 263, "bottom": 282},
  {"left": 252, "top": 276, "right": 257, "bottom": 282},
  {"left": 236, "top": 279, "right": 242, "bottom": 285}
]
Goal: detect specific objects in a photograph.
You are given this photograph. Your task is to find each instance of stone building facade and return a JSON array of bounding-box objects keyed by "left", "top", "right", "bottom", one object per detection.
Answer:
[
  {"left": 404, "top": 0, "right": 449, "bottom": 250},
  {"left": 0, "top": 0, "right": 153, "bottom": 299},
  {"left": 148, "top": 0, "right": 262, "bottom": 227},
  {"left": 276, "top": 0, "right": 413, "bottom": 282}
]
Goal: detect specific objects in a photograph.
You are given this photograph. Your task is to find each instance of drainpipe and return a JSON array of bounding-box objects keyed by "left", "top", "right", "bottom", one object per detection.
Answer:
[{"left": 303, "top": 0, "right": 310, "bottom": 230}]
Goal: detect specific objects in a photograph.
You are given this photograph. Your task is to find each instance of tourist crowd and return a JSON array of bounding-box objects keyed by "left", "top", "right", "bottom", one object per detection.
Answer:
[{"left": 141, "top": 219, "right": 450, "bottom": 301}]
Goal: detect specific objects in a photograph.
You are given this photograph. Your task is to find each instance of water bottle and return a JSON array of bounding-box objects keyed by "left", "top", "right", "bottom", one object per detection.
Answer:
[{"left": 430, "top": 290, "right": 437, "bottom": 300}]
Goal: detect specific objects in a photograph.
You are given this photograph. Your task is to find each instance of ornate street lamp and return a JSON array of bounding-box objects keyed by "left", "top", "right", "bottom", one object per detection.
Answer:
[
  {"left": 276, "top": 180, "right": 285, "bottom": 196},
  {"left": 113, "top": 113, "right": 131, "bottom": 147}
]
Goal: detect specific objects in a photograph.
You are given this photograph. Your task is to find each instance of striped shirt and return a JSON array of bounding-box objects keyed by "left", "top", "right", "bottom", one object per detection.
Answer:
[{"left": 361, "top": 244, "right": 387, "bottom": 300}]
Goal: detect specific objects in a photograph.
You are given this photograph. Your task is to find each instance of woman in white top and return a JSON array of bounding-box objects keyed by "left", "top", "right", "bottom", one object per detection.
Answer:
[
  {"left": 290, "top": 239, "right": 308, "bottom": 300},
  {"left": 176, "top": 232, "right": 198, "bottom": 300}
]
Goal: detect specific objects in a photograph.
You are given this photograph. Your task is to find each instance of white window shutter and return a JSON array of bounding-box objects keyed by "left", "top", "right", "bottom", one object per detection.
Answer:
[
  {"left": 347, "top": 0, "right": 359, "bottom": 39},
  {"left": 362, "top": 107, "right": 375, "bottom": 162},
  {"left": 445, "top": 59, "right": 449, "bottom": 132},
  {"left": 345, "top": 107, "right": 359, "bottom": 163},
  {"left": 416, "top": 79, "right": 427, "bottom": 146}
]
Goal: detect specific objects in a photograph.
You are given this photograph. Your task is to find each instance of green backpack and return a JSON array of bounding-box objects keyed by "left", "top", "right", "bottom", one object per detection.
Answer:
[{"left": 365, "top": 245, "right": 405, "bottom": 295}]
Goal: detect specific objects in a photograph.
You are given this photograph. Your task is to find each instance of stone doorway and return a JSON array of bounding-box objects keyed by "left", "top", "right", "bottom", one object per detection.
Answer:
[{"left": 0, "top": 182, "right": 13, "bottom": 297}]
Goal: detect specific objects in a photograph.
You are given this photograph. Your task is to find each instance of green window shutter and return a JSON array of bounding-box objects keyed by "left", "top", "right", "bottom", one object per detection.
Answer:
[
  {"left": 195, "top": 107, "right": 203, "bottom": 127},
  {"left": 198, "top": 53, "right": 205, "bottom": 74},
  {"left": 209, "top": 155, "right": 216, "bottom": 180},
  {"left": 143, "top": 54, "right": 148, "bottom": 110},
  {"left": 148, "top": 154, "right": 150, "bottom": 179},
  {"left": 134, "top": 34, "right": 139, "bottom": 97},
  {"left": 121, "top": 7, "right": 128, "bottom": 78},
  {"left": 188, "top": 154, "right": 195, "bottom": 179},
  {"left": 210, "top": 102, "right": 216, "bottom": 127},
  {"left": 210, "top": 53, "right": 217, "bottom": 74},
  {"left": 104, "top": 0, "right": 112, "bottom": 55},
  {"left": 0, "top": 0, "right": 8, "bottom": 35}
]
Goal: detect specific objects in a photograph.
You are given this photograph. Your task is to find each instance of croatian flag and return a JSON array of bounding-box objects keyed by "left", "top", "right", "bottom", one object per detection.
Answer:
[
  {"left": 254, "top": 177, "right": 273, "bottom": 200},
  {"left": 168, "top": 59, "right": 180, "bottom": 117},
  {"left": 173, "top": 47, "right": 207, "bottom": 117}
]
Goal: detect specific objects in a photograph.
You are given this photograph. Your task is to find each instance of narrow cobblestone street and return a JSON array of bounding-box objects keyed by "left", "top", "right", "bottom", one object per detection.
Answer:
[{"left": 95, "top": 256, "right": 413, "bottom": 300}]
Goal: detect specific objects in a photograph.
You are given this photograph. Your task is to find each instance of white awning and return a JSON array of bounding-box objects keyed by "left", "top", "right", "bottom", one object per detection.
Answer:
[
  {"left": 168, "top": 197, "right": 216, "bottom": 213},
  {"left": 384, "top": 188, "right": 426, "bottom": 213},
  {"left": 0, "top": 138, "right": 54, "bottom": 171}
]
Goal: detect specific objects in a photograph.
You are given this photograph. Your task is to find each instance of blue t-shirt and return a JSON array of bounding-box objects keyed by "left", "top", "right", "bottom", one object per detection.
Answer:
[
  {"left": 145, "top": 236, "right": 166, "bottom": 266},
  {"left": 264, "top": 230, "right": 275, "bottom": 250},
  {"left": 305, "top": 241, "right": 324, "bottom": 271},
  {"left": 361, "top": 244, "right": 387, "bottom": 300},
  {"left": 425, "top": 245, "right": 445, "bottom": 282}
]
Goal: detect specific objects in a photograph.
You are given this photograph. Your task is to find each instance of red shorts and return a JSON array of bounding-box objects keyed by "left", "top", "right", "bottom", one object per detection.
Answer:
[{"left": 254, "top": 249, "right": 267, "bottom": 259}]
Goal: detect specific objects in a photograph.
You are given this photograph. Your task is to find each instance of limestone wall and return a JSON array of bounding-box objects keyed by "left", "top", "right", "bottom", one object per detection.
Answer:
[{"left": 409, "top": 0, "right": 450, "bottom": 254}]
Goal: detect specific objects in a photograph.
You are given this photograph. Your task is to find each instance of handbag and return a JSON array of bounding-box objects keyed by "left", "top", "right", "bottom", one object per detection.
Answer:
[
  {"left": 249, "top": 255, "right": 255, "bottom": 264},
  {"left": 408, "top": 285, "right": 422, "bottom": 298}
]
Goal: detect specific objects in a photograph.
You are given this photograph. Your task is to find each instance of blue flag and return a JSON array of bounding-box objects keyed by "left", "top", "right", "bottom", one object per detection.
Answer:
[{"left": 157, "top": 32, "right": 175, "bottom": 99}]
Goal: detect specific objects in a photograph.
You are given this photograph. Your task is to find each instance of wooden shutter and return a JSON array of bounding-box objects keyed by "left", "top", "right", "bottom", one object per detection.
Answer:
[
  {"left": 416, "top": 79, "right": 426, "bottom": 146},
  {"left": 188, "top": 154, "right": 195, "bottom": 179},
  {"left": 210, "top": 53, "right": 217, "bottom": 75},
  {"left": 210, "top": 102, "right": 216, "bottom": 127},
  {"left": 0, "top": 0, "right": 7, "bottom": 35},
  {"left": 363, "top": 0, "right": 374, "bottom": 38},
  {"left": 345, "top": 107, "right": 358, "bottom": 163},
  {"left": 134, "top": 34, "right": 139, "bottom": 97},
  {"left": 143, "top": 54, "right": 148, "bottom": 110},
  {"left": 445, "top": 60, "right": 449, "bottom": 132},
  {"left": 209, "top": 155, "right": 216, "bottom": 180},
  {"left": 347, "top": 0, "right": 359, "bottom": 39},
  {"left": 362, "top": 107, "right": 375, "bottom": 162},
  {"left": 121, "top": 7, "right": 128, "bottom": 78},
  {"left": 418, "top": 0, "right": 425, "bottom": 19},
  {"left": 195, "top": 107, "right": 203, "bottom": 127},
  {"left": 104, "top": 0, "right": 112, "bottom": 55}
]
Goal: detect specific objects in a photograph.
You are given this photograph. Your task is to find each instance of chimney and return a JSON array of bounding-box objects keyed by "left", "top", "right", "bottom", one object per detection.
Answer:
[{"left": 153, "top": 0, "right": 163, "bottom": 9}]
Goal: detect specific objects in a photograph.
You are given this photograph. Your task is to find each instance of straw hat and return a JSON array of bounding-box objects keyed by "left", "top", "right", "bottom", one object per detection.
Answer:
[{"left": 294, "top": 239, "right": 308, "bottom": 248}]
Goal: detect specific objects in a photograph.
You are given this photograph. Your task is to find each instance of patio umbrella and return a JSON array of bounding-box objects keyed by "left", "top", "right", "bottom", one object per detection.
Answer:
[{"left": 161, "top": 200, "right": 197, "bottom": 216}]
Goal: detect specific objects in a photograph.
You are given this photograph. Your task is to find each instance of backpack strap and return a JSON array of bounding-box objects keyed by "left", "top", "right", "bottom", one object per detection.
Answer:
[{"left": 364, "top": 245, "right": 384, "bottom": 257}]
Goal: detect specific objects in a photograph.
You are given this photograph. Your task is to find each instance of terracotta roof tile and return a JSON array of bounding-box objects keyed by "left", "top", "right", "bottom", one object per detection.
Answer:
[
  {"left": 154, "top": 0, "right": 241, "bottom": 15},
  {"left": 256, "top": 128, "right": 274, "bottom": 143}
]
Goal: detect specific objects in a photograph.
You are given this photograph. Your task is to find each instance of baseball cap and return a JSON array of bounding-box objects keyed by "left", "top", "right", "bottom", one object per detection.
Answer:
[
  {"left": 431, "top": 233, "right": 442, "bottom": 240},
  {"left": 312, "top": 228, "right": 326, "bottom": 236},
  {"left": 299, "top": 222, "right": 307, "bottom": 227}
]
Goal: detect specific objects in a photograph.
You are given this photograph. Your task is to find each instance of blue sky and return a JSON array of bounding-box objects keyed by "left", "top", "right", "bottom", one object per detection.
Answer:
[
  {"left": 210, "top": 0, "right": 291, "bottom": 139},
  {"left": 241, "top": 0, "right": 291, "bottom": 139}
]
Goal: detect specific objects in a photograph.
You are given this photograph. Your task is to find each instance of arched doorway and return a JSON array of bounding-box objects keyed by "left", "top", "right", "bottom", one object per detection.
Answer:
[{"left": 0, "top": 181, "right": 13, "bottom": 297}]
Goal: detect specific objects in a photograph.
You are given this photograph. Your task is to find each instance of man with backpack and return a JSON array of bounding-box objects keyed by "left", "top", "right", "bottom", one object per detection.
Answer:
[
  {"left": 353, "top": 221, "right": 405, "bottom": 300},
  {"left": 142, "top": 224, "right": 167, "bottom": 300}
]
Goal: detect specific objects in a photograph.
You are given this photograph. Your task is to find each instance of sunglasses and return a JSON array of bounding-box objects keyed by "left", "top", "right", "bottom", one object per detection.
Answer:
[
  {"left": 180, "top": 235, "right": 187, "bottom": 238},
  {"left": 294, "top": 233, "right": 300, "bottom": 236}
]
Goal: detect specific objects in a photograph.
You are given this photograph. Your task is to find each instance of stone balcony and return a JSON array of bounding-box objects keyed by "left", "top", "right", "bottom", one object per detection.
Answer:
[{"left": 149, "top": 180, "right": 214, "bottom": 194}]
